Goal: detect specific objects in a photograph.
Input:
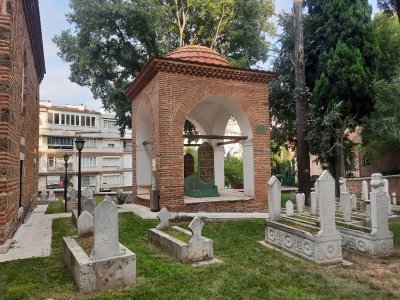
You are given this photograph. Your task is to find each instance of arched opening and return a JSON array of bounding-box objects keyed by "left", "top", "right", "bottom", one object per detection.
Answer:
[
  {"left": 183, "top": 96, "right": 254, "bottom": 198},
  {"left": 135, "top": 104, "right": 153, "bottom": 194}
]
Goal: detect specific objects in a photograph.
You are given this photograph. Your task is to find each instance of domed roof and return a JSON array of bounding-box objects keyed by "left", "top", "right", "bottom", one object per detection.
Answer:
[{"left": 166, "top": 45, "right": 230, "bottom": 67}]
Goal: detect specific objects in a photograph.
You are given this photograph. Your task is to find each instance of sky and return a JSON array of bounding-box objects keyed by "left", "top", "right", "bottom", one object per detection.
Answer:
[{"left": 38, "top": 0, "right": 379, "bottom": 110}]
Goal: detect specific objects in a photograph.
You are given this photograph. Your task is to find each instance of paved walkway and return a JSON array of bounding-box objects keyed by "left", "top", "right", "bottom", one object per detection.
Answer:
[
  {"left": 120, "top": 203, "right": 268, "bottom": 220},
  {"left": 0, "top": 203, "right": 267, "bottom": 263},
  {"left": 0, "top": 205, "right": 69, "bottom": 263}
]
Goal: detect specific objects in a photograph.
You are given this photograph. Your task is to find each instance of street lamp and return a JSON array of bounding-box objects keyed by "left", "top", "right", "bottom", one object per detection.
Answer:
[
  {"left": 74, "top": 136, "right": 85, "bottom": 216},
  {"left": 63, "top": 153, "right": 70, "bottom": 212}
]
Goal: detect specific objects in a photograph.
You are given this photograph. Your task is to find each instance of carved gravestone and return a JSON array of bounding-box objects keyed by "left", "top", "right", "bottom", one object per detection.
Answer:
[
  {"left": 93, "top": 200, "right": 122, "bottom": 260},
  {"left": 198, "top": 142, "right": 214, "bottom": 183},
  {"left": 310, "top": 191, "right": 317, "bottom": 215},
  {"left": 285, "top": 200, "right": 294, "bottom": 217},
  {"left": 296, "top": 193, "right": 305, "bottom": 213},
  {"left": 40, "top": 189, "right": 48, "bottom": 201},
  {"left": 68, "top": 187, "right": 78, "bottom": 202},
  {"left": 318, "top": 171, "right": 339, "bottom": 236},
  {"left": 268, "top": 176, "right": 282, "bottom": 221},
  {"left": 78, "top": 211, "right": 93, "bottom": 237},
  {"left": 184, "top": 153, "right": 195, "bottom": 178},
  {"left": 350, "top": 194, "right": 357, "bottom": 210},
  {"left": 370, "top": 174, "right": 392, "bottom": 237},
  {"left": 48, "top": 190, "right": 56, "bottom": 201},
  {"left": 341, "top": 192, "right": 351, "bottom": 222},
  {"left": 361, "top": 180, "right": 369, "bottom": 201},
  {"left": 104, "top": 195, "right": 113, "bottom": 202},
  {"left": 156, "top": 207, "right": 171, "bottom": 230},
  {"left": 82, "top": 188, "right": 94, "bottom": 200},
  {"left": 187, "top": 217, "right": 211, "bottom": 260},
  {"left": 83, "top": 198, "right": 96, "bottom": 216}
]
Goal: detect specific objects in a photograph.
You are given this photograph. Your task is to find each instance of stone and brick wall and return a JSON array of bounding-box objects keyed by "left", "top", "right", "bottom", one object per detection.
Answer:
[
  {"left": 346, "top": 175, "right": 400, "bottom": 204},
  {"left": 0, "top": 0, "right": 44, "bottom": 243}
]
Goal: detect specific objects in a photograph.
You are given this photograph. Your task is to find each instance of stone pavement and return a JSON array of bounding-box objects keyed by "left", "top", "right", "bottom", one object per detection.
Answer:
[
  {"left": 120, "top": 203, "right": 268, "bottom": 220},
  {"left": 0, "top": 203, "right": 267, "bottom": 263},
  {"left": 0, "top": 205, "right": 69, "bottom": 263}
]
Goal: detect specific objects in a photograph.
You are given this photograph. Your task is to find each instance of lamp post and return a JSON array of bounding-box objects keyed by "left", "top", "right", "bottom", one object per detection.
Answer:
[
  {"left": 63, "top": 153, "right": 70, "bottom": 212},
  {"left": 74, "top": 136, "right": 85, "bottom": 216}
]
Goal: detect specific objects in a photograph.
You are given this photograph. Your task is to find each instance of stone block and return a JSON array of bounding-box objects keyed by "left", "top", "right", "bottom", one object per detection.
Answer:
[{"left": 62, "top": 237, "right": 136, "bottom": 294}]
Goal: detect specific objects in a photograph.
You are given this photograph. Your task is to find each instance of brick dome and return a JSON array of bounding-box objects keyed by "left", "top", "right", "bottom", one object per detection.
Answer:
[{"left": 166, "top": 45, "right": 230, "bottom": 67}]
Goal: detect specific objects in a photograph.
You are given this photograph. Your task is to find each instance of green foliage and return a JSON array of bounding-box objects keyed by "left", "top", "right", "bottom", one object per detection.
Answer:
[
  {"left": 373, "top": 13, "right": 400, "bottom": 80},
  {"left": 54, "top": 0, "right": 275, "bottom": 133},
  {"left": 306, "top": 0, "right": 379, "bottom": 178},
  {"left": 224, "top": 152, "right": 243, "bottom": 187},
  {"left": 116, "top": 190, "right": 128, "bottom": 205},
  {"left": 362, "top": 77, "right": 400, "bottom": 160},
  {"left": 269, "top": 13, "right": 297, "bottom": 148},
  {"left": 272, "top": 146, "right": 296, "bottom": 187},
  {"left": 378, "top": 0, "right": 400, "bottom": 22}
]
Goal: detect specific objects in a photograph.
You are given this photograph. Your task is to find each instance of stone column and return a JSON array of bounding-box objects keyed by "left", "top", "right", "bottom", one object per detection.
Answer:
[
  {"left": 213, "top": 146, "right": 225, "bottom": 191},
  {"left": 341, "top": 192, "right": 351, "bottom": 222},
  {"left": 361, "top": 180, "right": 369, "bottom": 201},
  {"left": 310, "top": 191, "right": 317, "bottom": 215},
  {"left": 370, "top": 173, "right": 391, "bottom": 236},
  {"left": 242, "top": 140, "right": 254, "bottom": 197}
]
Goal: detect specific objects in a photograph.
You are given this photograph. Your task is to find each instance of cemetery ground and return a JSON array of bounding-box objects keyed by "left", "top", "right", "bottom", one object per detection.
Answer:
[
  {"left": 46, "top": 196, "right": 111, "bottom": 214},
  {"left": 1, "top": 213, "right": 400, "bottom": 299}
]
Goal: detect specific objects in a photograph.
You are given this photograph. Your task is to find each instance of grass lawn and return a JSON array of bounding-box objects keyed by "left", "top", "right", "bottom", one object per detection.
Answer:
[{"left": 0, "top": 214, "right": 399, "bottom": 299}]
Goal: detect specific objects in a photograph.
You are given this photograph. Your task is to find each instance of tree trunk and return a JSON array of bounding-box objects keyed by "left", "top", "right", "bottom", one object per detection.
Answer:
[{"left": 293, "top": 0, "right": 311, "bottom": 205}]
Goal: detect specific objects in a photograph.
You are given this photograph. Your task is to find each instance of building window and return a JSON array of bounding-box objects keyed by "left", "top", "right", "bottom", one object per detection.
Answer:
[
  {"left": 76, "top": 115, "right": 80, "bottom": 126},
  {"left": 85, "top": 138, "right": 96, "bottom": 148},
  {"left": 81, "top": 116, "right": 86, "bottom": 126},
  {"left": 91, "top": 117, "right": 96, "bottom": 127},
  {"left": 82, "top": 175, "right": 96, "bottom": 187},
  {"left": 47, "top": 175, "right": 60, "bottom": 186},
  {"left": 61, "top": 114, "right": 65, "bottom": 125},
  {"left": 108, "top": 143, "right": 115, "bottom": 148},
  {"left": 48, "top": 136, "right": 74, "bottom": 149},
  {"left": 102, "top": 175, "right": 119, "bottom": 185},
  {"left": 103, "top": 157, "right": 120, "bottom": 167},
  {"left": 54, "top": 113, "right": 59, "bottom": 124},
  {"left": 66, "top": 114, "right": 70, "bottom": 125},
  {"left": 48, "top": 157, "right": 54, "bottom": 168},
  {"left": 71, "top": 115, "right": 75, "bottom": 125},
  {"left": 123, "top": 141, "right": 132, "bottom": 150},
  {"left": 104, "top": 120, "right": 116, "bottom": 129},
  {"left": 81, "top": 157, "right": 96, "bottom": 167}
]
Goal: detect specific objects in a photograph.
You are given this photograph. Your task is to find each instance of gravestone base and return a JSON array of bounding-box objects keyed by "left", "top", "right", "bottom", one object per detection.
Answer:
[
  {"left": 148, "top": 226, "right": 214, "bottom": 262},
  {"left": 338, "top": 227, "right": 394, "bottom": 256},
  {"left": 184, "top": 174, "right": 219, "bottom": 198},
  {"left": 60, "top": 200, "right": 77, "bottom": 212},
  {"left": 265, "top": 220, "right": 343, "bottom": 265},
  {"left": 62, "top": 237, "right": 136, "bottom": 294}
]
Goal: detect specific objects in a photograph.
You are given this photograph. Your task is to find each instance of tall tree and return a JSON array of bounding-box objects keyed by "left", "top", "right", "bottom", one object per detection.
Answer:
[
  {"left": 54, "top": 0, "right": 275, "bottom": 132},
  {"left": 293, "top": 0, "right": 311, "bottom": 203},
  {"left": 378, "top": 0, "right": 400, "bottom": 23},
  {"left": 306, "top": 0, "right": 379, "bottom": 191},
  {"left": 362, "top": 13, "right": 400, "bottom": 159}
]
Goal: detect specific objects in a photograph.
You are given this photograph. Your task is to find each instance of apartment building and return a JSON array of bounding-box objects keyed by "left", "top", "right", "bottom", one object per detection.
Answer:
[{"left": 38, "top": 101, "right": 132, "bottom": 193}]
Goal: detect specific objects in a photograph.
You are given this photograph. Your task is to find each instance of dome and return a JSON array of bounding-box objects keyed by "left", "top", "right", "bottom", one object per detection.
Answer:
[{"left": 166, "top": 45, "right": 230, "bottom": 67}]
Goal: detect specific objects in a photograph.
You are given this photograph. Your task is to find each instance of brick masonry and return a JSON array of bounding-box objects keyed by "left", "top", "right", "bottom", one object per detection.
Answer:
[
  {"left": 127, "top": 54, "right": 275, "bottom": 212},
  {"left": 0, "top": 0, "right": 45, "bottom": 243},
  {"left": 346, "top": 175, "right": 400, "bottom": 204}
]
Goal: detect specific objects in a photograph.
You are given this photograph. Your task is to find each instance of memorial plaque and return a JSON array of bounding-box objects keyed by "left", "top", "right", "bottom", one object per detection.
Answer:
[
  {"left": 198, "top": 142, "right": 214, "bottom": 183},
  {"left": 256, "top": 124, "right": 267, "bottom": 134},
  {"left": 184, "top": 153, "right": 195, "bottom": 178}
]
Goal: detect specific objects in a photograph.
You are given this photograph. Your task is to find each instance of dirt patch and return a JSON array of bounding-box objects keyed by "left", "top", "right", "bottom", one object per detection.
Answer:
[
  {"left": 75, "top": 234, "right": 94, "bottom": 256},
  {"left": 339, "top": 249, "right": 400, "bottom": 298}
]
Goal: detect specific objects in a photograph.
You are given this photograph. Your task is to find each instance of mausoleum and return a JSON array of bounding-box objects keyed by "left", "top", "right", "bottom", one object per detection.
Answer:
[{"left": 126, "top": 45, "right": 276, "bottom": 212}]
